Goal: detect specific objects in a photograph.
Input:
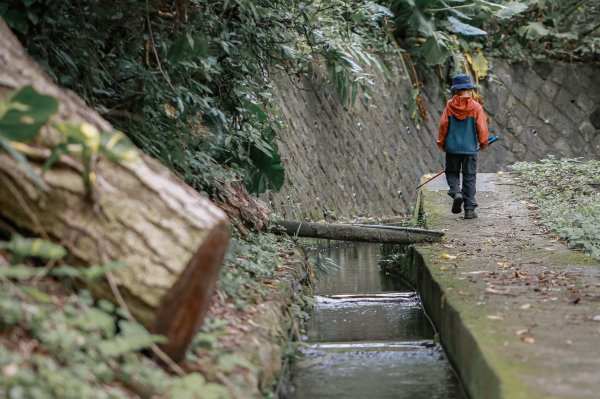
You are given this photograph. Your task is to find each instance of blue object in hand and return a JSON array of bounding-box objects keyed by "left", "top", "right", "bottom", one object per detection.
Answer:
[{"left": 488, "top": 136, "right": 500, "bottom": 144}]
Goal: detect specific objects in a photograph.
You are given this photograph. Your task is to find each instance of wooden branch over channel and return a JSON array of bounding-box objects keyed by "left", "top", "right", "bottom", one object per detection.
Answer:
[{"left": 270, "top": 220, "right": 443, "bottom": 244}]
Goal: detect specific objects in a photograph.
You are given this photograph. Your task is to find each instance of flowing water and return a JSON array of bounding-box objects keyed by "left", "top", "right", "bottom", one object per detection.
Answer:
[{"left": 285, "top": 243, "right": 465, "bottom": 399}]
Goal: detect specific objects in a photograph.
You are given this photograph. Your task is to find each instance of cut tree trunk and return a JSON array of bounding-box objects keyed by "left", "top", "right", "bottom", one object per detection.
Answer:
[
  {"left": 271, "top": 220, "right": 443, "bottom": 244},
  {"left": 0, "top": 19, "right": 230, "bottom": 362}
]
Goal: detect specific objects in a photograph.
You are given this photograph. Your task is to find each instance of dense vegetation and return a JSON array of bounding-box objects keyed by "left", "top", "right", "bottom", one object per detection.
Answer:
[
  {"left": 1, "top": 1, "right": 597, "bottom": 196},
  {"left": 0, "top": 231, "right": 295, "bottom": 398},
  {"left": 512, "top": 159, "right": 600, "bottom": 261},
  {"left": 1, "top": 0, "right": 396, "bottom": 196}
]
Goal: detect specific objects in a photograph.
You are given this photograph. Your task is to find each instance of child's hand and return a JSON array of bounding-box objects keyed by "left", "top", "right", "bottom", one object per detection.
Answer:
[{"left": 479, "top": 142, "right": 489, "bottom": 151}]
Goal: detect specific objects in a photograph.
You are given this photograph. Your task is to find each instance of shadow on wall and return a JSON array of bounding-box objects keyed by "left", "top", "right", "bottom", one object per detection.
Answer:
[{"left": 266, "top": 60, "right": 600, "bottom": 220}]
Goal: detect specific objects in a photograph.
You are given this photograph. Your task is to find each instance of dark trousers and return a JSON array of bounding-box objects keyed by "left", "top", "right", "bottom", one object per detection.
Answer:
[{"left": 445, "top": 153, "right": 477, "bottom": 209}]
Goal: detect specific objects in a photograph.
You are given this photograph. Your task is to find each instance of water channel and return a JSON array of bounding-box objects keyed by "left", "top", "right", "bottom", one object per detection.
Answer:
[{"left": 285, "top": 243, "right": 466, "bottom": 399}]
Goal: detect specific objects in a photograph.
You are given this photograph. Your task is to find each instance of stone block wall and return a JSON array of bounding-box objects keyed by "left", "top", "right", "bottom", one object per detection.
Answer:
[{"left": 266, "top": 60, "right": 600, "bottom": 220}]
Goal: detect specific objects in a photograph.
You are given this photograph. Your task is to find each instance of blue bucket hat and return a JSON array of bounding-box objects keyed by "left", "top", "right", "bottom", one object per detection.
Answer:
[{"left": 450, "top": 74, "right": 476, "bottom": 91}]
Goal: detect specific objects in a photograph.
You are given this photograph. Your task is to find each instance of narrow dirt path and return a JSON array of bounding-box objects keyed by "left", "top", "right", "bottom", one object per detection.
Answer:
[{"left": 418, "top": 173, "right": 600, "bottom": 399}]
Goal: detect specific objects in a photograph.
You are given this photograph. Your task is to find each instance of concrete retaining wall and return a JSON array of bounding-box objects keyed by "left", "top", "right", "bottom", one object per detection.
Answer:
[{"left": 266, "top": 60, "right": 600, "bottom": 219}]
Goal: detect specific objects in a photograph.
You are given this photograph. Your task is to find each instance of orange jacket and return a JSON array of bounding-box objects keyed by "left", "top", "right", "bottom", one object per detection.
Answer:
[{"left": 437, "top": 96, "right": 488, "bottom": 154}]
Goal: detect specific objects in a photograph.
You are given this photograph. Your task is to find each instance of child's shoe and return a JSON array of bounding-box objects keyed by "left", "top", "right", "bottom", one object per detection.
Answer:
[
  {"left": 451, "top": 193, "right": 463, "bottom": 214},
  {"left": 464, "top": 209, "right": 477, "bottom": 219}
]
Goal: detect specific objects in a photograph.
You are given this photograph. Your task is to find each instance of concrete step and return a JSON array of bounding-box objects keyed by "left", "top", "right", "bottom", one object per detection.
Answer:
[
  {"left": 306, "top": 340, "right": 436, "bottom": 352},
  {"left": 306, "top": 297, "right": 433, "bottom": 343}
]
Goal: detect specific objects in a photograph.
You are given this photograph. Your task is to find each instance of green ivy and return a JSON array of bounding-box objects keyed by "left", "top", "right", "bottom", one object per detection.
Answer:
[{"left": 0, "top": 234, "right": 260, "bottom": 398}]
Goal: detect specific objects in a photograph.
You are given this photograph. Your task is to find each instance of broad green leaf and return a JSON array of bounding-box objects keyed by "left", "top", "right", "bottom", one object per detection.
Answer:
[
  {"left": 0, "top": 85, "right": 58, "bottom": 142},
  {"left": 447, "top": 17, "right": 487, "bottom": 36},
  {"left": 242, "top": 99, "right": 268, "bottom": 123},
  {"left": 493, "top": 2, "right": 528, "bottom": 19},
  {"left": 408, "top": 10, "right": 435, "bottom": 37},
  {"left": 421, "top": 36, "right": 450, "bottom": 65},
  {"left": 517, "top": 22, "right": 550, "bottom": 39},
  {"left": 3, "top": 9, "right": 29, "bottom": 34},
  {"left": 465, "top": 49, "right": 489, "bottom": 79},
  {"left": 246, "top": 139, "right": 285, "bottom": 195}
]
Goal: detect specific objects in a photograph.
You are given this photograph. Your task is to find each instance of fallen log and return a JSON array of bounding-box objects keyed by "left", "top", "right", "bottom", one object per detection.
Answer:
[
  {"left": 351, "top": 223, "right": 445, "bottom": 235},
  {"left": 270, "top": 220, "right": 443, "bottom": 244},
  {"left": 0, "top": 20, "right": 229, "bottom": 362}
]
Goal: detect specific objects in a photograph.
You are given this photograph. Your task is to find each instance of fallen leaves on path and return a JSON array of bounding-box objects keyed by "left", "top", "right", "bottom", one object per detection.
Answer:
[
  {"left": 521, "top": 336, "right": 536, "bottom": 344},
  {"left": 439, "top": 252, "right": 458, "bottom": 260},
  {"left": 485, "top": 287, "right": 513, "bottom": 295}
]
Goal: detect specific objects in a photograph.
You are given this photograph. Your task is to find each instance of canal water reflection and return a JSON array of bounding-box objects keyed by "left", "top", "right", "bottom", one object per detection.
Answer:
[{"left": 286, "top": 243, "right": 465, "bottom": 399}]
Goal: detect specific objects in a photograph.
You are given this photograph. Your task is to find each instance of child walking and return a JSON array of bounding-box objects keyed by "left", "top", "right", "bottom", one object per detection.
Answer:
[{"left": 437, "top": 74, "right": 489, "bottom": 219}]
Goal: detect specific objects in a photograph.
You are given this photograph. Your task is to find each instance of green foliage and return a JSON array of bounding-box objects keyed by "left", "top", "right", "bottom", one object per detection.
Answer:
[
  {"left": 0, "top": 85, "right": 58, "bottom": 186},
  {"left": 485, "top": 0, "right": 600, "bottom": 62},
  {"left": 0, "top": 85, "right": 58, "bottom": 142},
  {"left": 246, "top": 128, "right": 285, "bottom": 194},
  {"left": 0, "top": 233, "right": 247, "bottom": 398},
  {"left": 511, "top": 158, "right": 600, "bottom": 261},
  {"left": 46, "top": 122, "right": 139, "bottom": 193},
  {"left": 219, "top": 232, "right": 287, "bottom": 306},
  {"left": 169, "top": 373, "right": 229, "bottom": 399},
  {"left": 97, "top": 321, "right": 167, "bottom": 357},
  {"left": 3, "top": 0, "right": 394, "bottom": 195},
  {"left": 0, "top": 235, "right": 66, "bottom": 262},
  {"left": 385, "top": 0, "right": 524, "bottom": 68},
  {"left": 0, "top": 281, "right": 174, "bottom": 398},
  {"left": 0, "top": 0, "right": 55, "bottom": 34},
  {"left": 0, "top": 85, "right": 138, "bottom": 194}
]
